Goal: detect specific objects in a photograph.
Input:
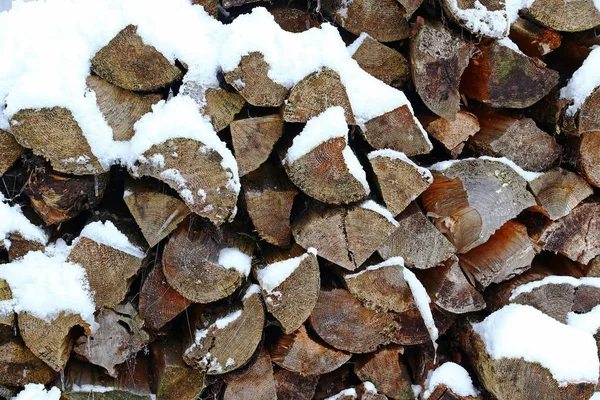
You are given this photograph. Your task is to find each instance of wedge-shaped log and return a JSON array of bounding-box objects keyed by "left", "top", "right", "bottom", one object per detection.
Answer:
[
  {"left": 458, "top": 220, "right": 536, "bottom": 289},
  {"left": 73, "top": 303, "right": 150, "bottom": 377},
  {"left": 270, "top": 8, "right": 320, "bottom": 33},
  {"left": 529, "top": 169, "right": 592, "bottom": 220},
  {"left": 231, "top": 115, "right": 283, "bottom": 177},
  {"left": 223, "top": 348, "right": 277, "bottom": 400},
  {"left": 162, "top": 221, "right": 254, "bottom": 303},
  {"left": 526, "top": 0, "right": 600, "bottom": 32},
  {"left": 420, "top": 111, "right": 480, "bottom": 158},
  {"left": 354, "top": 345, "right": 413, "bottom": 400},
  {"left": 420, "top": 158, "right": 537, "bottom": 253},
  {"left": 132, "top": 138, "right": 238, "bottom": 225},
  {"left": 440, "top": 0, "right": 504, "bottom": 37},
  {"left": 271, "top": 324, "right": 351, "bottom": 375},
  {"left": 321, "top": 0, "right": 410, "bottom": 43},
  {"left": 508, "top": 18, "right": 561, "bottom": 59},
  {"left": 351, "top": 35, "right": 409, "bottom": 88},
  {"left": 293, "top": 201, "right": 399, "bottom": 271},
  {"left": 224, "top": 52, "right": 288, "bottom": 107},
  {"left": 368, "top": 150, "right": 432, "bottom": 216},
  {"left": 467, "top": 112, "right": 562, "bottom": 172},
  {"left": 123, "top": 179, "right": 190, "bottom": 247},
  {"left": 256, "top": 245, "right": 320, "bottom": 333},
  {"left": 91, "top": 25, "right": 182, "bottom": 91},
  {"left": 410, "top": 20, "right": 472, "bottom": 120},
  {"left": 203, "top": 88, "right": 246, "bottom": 132},
  {"left": 379, "top": 202, "right": 456, "bottom": 270},
  {"left": 578, "top": 130, "right": 600, "bottom": 187},
  {"left": 274, "top": 368, "right": 319, "bottom": 400},
  {"left": 139, "top": 261, "right": 191, "bottom": 331},
  {"left": 461, "top": 40, "right": 559, "bottom": 108},
  {"left": 510, "top": 280, "right": 577, "bottom": 323},
  {"left": 0, "top": 279, "right": 14, "bottom": 342},
  {"left": 243, "top": 163, "right": 298, "bottom": 247},
  {"left": 0, "top": 129, "right": 21, "bottom": 176},
  {"left": 283, "top": 68, "right": 355, "bottom": 124},
  {"left": 183, "top": 287, "right": 265, "bottom": 374},
  {"left": 0, "top": 338, "right": 54, "bottom": 386}
]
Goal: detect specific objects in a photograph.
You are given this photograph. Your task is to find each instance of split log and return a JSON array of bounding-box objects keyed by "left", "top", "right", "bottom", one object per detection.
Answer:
[
  {"left": 91, "top": 25, "right": 182, "bottom": 91},
  {"left": 0, "top": 338, "right": 54, "bottom": 386},
  {"left": 378, "top": 202, "right": 456, "bottom": 270},
  {"left": 538, "top": 202, "right": 600, "bottom": 264},
  {"left": 466, "top": 112, "right": 562, "bottom": 172},
  {"left": 230, "top": 115, "right": 283, "bottom": 176},
  {"left": 416, "top": 256, "right": 486, "bottom": 313},
  {"left": 357, "top": 383, "right": 388, "bottom": 400},
  {"left": 131, "top": 137, "right": 238, "bottom": 225},
  {"left": 420, "top": 158, "right": 537, "bottom": 253},
  {"left": 26, "top": 166, "right": 109, "bottom": 226},
  {"left": 368, "top": 150, "right": 432, "bottom": 216},
  {"left": 439, "top": 0, "right": 504, "bottom": 37},
  {"left": 73, "top": 303, "right": 150, "bottom": 377},
  {"left": 256, "top": 245, "right": 320, "bottom": 333},
  {"left": 526, "top": 0, "right": 600, "bottom": 32},
  {"left": 321, "top": 0, "right": 410, "bottom": 43},
  {"left": 243, "top": 163, "right": 298, "bottom": 247},
  {"left": 183, "top": 287, "right": 265, "bottom": 374},
  {"left": 460, "top": 40, "right": 559, "bottom": 108},
  {"left": 362, "top": 105, "right": 433, "bottom": 156},
  {"left": 223, "top": 348, "right": 277, "bottom": 400},
  {"left": 578, "top": 130, "right": 600, "bottom": 187},
  {"left": 6, "top": 232, "right": 45, "bottom": 262},
  {"left": 308, "top": 288, "right": 399, "bottom": 353},
  {"left": 222, "top": 0, "right": 260, "bottom": 7},
  {"left": 10, "top": 107, "right": 102, "bottom": 175},
  {"left": 575, "top": 87, "right": 600, "bottom": 135},
  {"left": 283, "top": 67, "right": 355, "bottom": 124},
  {"left": 86, "top": 75, "right": 162, "bottom": 141},
  {"left": 508, "top": 18, "right": 562, "bottom": 59},
  {"left": 192, "top": 0, "right": 218, "bottom": 18},
  {"left": 510, "top": 281, "right": 576, "bottom": 323},
  {"left": 397, "top": 0, "right": 422, "bottom": 16},
  {"left": 410, "top": 20, "right": 473, "bottom": 120},
  {"left": 270, "top": 8, "right": 319, "bottom": 33},
  {"left": 203, "top": 88, "right": 246, "bottom": 132},
  {"left": 123, "top": 179, "right": 191, "bottom": 247},
  {"left": 274, "top": 368, "right": 319, "bottom": 400},
  {"left": 292, "top": 201, "right": 399, "bottom": 271},
  {"left": 420, "top": 111, "right": 480, "bottom": 158},
  {"left": 139, "top": 261, "right": 192, "bottom": 331},
  {"left": 0, "top": 279, "right": 14, "bottom": 342},
  {"left": 0, "top": 129, "right": 21, "bottom": 177},
  {"left": 573, "top": 283, "right": 600, "bottom": 313},
  {"left": 350, "top": 35, "right": 409, "bottom": 88},
  {"left": 271, "top": 324, "right": 351, "bottom": 375},
  {"left": 314, "top": 364, "right": 360, "bottom": 400},
  {"left": 354, "top": 345, "right": 414, "bottom": 400},
  {"left": 458, "top": 220, "right": 537, "bottom": 289},
  {"left": 67, "top": 233, "right": 145, "bottom": 310},
  {"left": 151, "top": 337, "right": 205, "bottom": 400},
  {"left": 528, "top": 169, "right": 593, "bottom": 220},
  {"left": 18, "top": 311, "right": 91, "bottom": 372},
  {"left": 162, "top": 221, "right": 254, "bottom": 303},
  {"left": 224, "top": 52, "right": 288, "bottom": 107}
]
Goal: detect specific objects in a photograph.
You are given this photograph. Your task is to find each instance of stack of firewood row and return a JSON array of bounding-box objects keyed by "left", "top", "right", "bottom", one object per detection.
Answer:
[{"left": 1, "top": 0, "right": 600, "bottom": 399}]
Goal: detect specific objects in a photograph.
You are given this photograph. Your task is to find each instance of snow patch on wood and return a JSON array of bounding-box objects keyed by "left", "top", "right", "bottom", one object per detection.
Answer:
[
  {"left": 218, "top": 247, "right": 252, "bottom": 276},
  {"left": 423, "top": 362, "right": 480, "bottom": 399},
  {"left": 368, "top": 149, "right": 433, "bottom": 183},
  {"left": 13, "top": 384, "right": 61, "bottom": 400},
  {"left": 360, "top": 200, "right": 400, "bottom": 227},
  {"left": 78, "top": 220, "right": 145, "bottom": 258},
  {"left": 510, "top": 276, "right": 600, "bottom": 300},
  {"left": 561, "top": 46, "right": 600, "bottom": 116},
  {"left": 257, "top": 248, "right": 316, "bottom": 293},
  {"left": 0, "top": 192, "right": 48, "bottom": 247}
]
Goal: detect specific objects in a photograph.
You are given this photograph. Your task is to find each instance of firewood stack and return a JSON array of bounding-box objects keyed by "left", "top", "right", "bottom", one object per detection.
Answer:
[{"left": 0, "top": 0, "right": 600, "bottom": 399}]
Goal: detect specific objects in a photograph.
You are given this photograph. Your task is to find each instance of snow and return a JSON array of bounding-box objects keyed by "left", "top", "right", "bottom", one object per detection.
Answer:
[
  {"left": 591, "top": 393, "right": 600, "bottom": 400},
  {"left": 0, "top": 241, "right": 97, "bottom": 329},
  {"left": 423, "top": 362, "right": 480, "bottom": 399},
  {"left": 446, "top": 0, "right": 508, "bottom": 38},
  {"left": 0, "top": 192, "right": 48, "bottom": 246},
  {"left": 561, "top": 46, "right": 600, "bottom": 116},
  {"left": 362, "top": 382, "right": 377, "bottom": 393},
  {"left": 0, "top": 0, "right": 426, "bottom": 181},
  {"left": 71, "top": 385, "right": 114, "bottom": 393},
  {"left": 257, "top": 248, "right": 317, "bottom": 293},
  {"left": 283, "top": 107, "right": 370, "bottom": 194},
  {"left": 510, "top": 276, "right": 600, "bottom": 300},
  {"left": 403, "top": 267, "right": 439, "bottom": 356},
  {"left": 567, "top": 305, "right": 600, "bottom": 335},
  {"left": 506, "top": 0, "right": 535, "bottom": 24},
  {"left": 498, "top": 37, "right": 524, "bottom": 56},
  {"left": 217, "top": 247, "right": 252, "bottom": 276},
  {"left": 472, "top": 304, "right": 600, "bottom": 386},
  {"left": 12, "top": 384, "right": 61, "bottom": 400},
  {"left": 346, "top": 32, "right": 369, "bottom": 56},
  {"left": 412, "top": 385, "right": 422, "bottom": 398},
  {"left": 214, "top": 309, "right": 242, "bottom": 329},
  {"left": 368, "top": 149, "right": 433, "bottom": 183},
  {"left": 429, "top": 156, "right": 542, "bottom": 182},
  {"left": 345, "top": 256, "right": 405, "bottom": 278},
  {"left": 360, "top": 200, "right": 400, "bottom": 227},
  {"left": 325, "top": 388, "right": 357, "bottom": 400},
  {"left": 78, "top": 220, "right": 144, "bottom": 258},
  {"left": 242, "top": 283, "right": 261, "bottom": 301}
]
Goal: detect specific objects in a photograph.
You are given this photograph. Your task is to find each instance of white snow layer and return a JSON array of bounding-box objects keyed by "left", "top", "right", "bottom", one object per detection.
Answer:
[
  {"left": 12, "top": 384, "right": 61, "bottom": 400},
  {"left": 346, "top": 32, "right": 370, "bottom": 56},
  {"left": 403, "top": 267, "right": 439, "bottom": 356},
  {"left": 561, "top": 46, "right": 600, "bottom": 116},
  {"left": 218, "top": 247, "right": 252, "bottom": 276},
  {"left": 0, "top": 193, "right": 48, "bottom": 246},
  {"left": 498, "top": 37, "right": 524, "bottom": 55},
  {"left": 446, "top": 0, "right": 533, "bottom": 38},
  {"left": 0, "top": 0, "right": 428, "bottom": 185},
  {"left": 345, "top": 256, "right": 405, "bottom": 278},
  {"left": 567, "top": 305, "right": 600, "bottom": 335},
  {"left": 429, "top": 156, "right": 542, "bottom": 182},
  {"left": 0, "top": 241, "right": 97, "bottom": 328},
  {"left": 368, "top": 149, "right": 433, "bottom": 183},
  {"left": 284, "top": 107, "right": 370, "bottom": 194},
  {"left": 510, "top": 276, "right": 600, "bottom": 300},
  {"left": 591, "top": 393, "right": 600, "bottom": 400},
  {"left": 325, "top": 388, "right": 357, "bottom": 400},
  {"left": 242, "top": 283, "right": 261, "bottom": 301},
  {"left": 257, "top": 248, "right": 317, "bottom": 293},
  {"left": 472, "top": 304, "right": 600, "bottom": 386},
  {"left": 360, "top": 200, "right": 400, "bottom": 227},
  {"left": 423, "top": 362, "right": 480, "bottom": 399},
  {"left": 78, "top": 220, "right": 145, "bottom": 258}
]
